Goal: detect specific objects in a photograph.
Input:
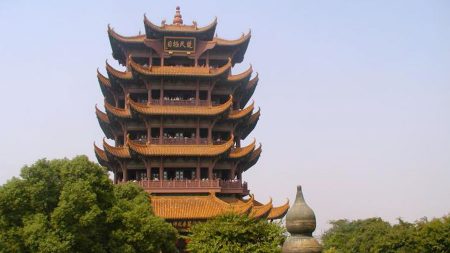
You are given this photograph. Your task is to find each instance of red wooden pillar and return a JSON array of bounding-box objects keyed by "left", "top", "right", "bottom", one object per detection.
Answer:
[
  {"left": 159, "top": 158, "right": 164, "bottom": 180},
  {"left": 208, "top": 164, "right": 213, "bottom": 180},
  {"left": 196, "top": 158, "right": 200, "bottom": 180},
  {"left": 145, "top": 159, "right": 151, "bottom": 180},
  {"left": 159, "top": 116, "right": 163, "bottom": 144}
]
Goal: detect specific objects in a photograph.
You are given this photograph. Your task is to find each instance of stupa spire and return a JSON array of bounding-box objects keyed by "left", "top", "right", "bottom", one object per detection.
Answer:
[
  {"left": 282, "top": 185, "right": 322, "bottom": 253},
  {"left": 173, "top": 6, "right": 183, "bottom": 25}
]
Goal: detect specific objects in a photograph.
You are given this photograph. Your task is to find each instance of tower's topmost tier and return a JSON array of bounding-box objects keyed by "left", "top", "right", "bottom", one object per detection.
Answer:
[{"left": 108, "top": 7, "right": 251, "bottom": 66}]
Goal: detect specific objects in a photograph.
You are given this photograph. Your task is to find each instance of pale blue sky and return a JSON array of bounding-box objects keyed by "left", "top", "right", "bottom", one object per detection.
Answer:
[{"left": 0, "top": 0, "right": 449, "bottom": 234}]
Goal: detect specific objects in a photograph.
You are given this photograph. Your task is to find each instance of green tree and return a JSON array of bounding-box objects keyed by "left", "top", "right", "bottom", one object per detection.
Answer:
[
  {"left": 322, "top": 216, "right": 450, "bottom": 253},
  {"left": 322, "top": 218, "right": 391, "bottom": 253},
  {"left": 0, "top": 156, "right": 177, "bottom": 253},
  {"left": 186, "top": 213, "right": 285, "bottom": 253}
]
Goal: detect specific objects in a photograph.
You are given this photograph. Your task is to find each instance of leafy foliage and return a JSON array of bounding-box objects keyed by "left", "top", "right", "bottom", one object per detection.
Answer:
[
  {"left": 0, "top": 156, "right": 178, "bottom": 253},
  {"left": 186, "top": 213, "right": 285, "bottom": 253},
  {"left": 322, "top": 215, "right": 450, "bottom": 253}
]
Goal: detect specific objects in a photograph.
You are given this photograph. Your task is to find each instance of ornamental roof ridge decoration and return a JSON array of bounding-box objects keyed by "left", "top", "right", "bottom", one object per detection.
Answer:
[
  {"left": 144, "top": 13, "right": 217, "bottom": 33},
  {"left": 172, "top": 6, "right": 183, "bottom": 25},
  {"left": 107, "top": 25, "right": 146, "bottom": 43},
  {"left": 127, "top": 135, "right": 234, "bottom": 157},
  {"left": 214, "top": 30, "right": 251, "bottom": 46},
  {"left": 228, "top": 101, "right": 254, "bottom": 120},
  {"left": 105, "top": 60, "right": 133, "bottom": 80},
  {"left": 129, "top": 95, "right": 233, "bottom": 116},
  {"left": 267, "top": 199, "right": 290, "bottom": 220},
  {"left": 94, "top": 142, "right": 109, "bottom": 162},
  {"left": 97, "top": 69, "right": 111, "bottom": 88},
  {"left": 227, "top": 64, "right": 253, "bottom": 82},
  {"left": 251, "top": 198, "right": 273, "bottom": 218},
  {"left": 229, "top": 139, "right": 256, "bottom": 159},
  {"left": 108, "top": 24, "right": 250, "bottom": 47},
  {"left": 95, "top": 105, "right": 110, "bottom": 124},
  {"left": 104, "top": 100, "right": 132, "bottom": 119},
  {"left": 103, "top": 138, "right": 131, "bottom": 159},
  {"left": 247, "top": 72, "right": 259, "bottom": 88}
]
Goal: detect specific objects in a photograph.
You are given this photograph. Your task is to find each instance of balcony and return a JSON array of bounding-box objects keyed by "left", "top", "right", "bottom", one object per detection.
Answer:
[
  {"left": 150, "top": 99, "right": 209, "bottom": 106},
  {"left": 129, "top": 179, "right": 249, "bottom": 194},
  {"left": 149, "top": 137, "right": 208, "bottom": 145}
]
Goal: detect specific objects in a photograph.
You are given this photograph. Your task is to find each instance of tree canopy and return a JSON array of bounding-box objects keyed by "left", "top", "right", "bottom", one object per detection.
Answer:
[
  {"left": 186, "top": 213, "right": 285, "bottom": 253},
  {"left": 322, "top": 215, "right": 450, "bottom": 253},
  {"left": 0, "top": 156, "right": 178, "bottom": 253}
]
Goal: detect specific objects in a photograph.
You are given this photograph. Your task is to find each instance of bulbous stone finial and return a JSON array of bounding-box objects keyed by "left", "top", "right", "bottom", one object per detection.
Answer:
[
  {"left": 282, "top": 185, "right": 322, "bottom": 253},
  {"left": 173, "top": 6, "right": 183, "bottom": 25}
]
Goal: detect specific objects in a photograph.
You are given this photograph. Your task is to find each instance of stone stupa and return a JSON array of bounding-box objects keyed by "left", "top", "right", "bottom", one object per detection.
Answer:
[{"left": 282, "top": 185, "right": 322, "bottom": 253}]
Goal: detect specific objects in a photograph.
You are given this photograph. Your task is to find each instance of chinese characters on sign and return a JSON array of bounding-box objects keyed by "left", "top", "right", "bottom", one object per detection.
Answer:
[{"left": 164, "top": 37, "right": 196, "bottom": 53}]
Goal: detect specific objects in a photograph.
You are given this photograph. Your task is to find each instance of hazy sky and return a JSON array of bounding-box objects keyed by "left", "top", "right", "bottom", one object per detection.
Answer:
[{"left": 0, "top": 0, "right": 449, "bottom": 234}]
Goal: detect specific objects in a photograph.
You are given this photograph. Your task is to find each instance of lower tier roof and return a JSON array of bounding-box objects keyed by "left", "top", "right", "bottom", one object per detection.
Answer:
[{"left": 150, "top": 193, "right": 289, "bottom": 222}]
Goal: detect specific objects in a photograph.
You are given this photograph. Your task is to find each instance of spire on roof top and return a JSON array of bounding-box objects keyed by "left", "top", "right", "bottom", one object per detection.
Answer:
[{"left": 173, "top": 6, "right": 183, "bottom": 25}]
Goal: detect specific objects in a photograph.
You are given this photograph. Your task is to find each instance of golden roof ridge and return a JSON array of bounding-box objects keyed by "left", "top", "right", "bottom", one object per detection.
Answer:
[
  {"left": 229, "top": 139, "right": 256, "bottom": 159},
  {"left": 250, "top": 144, "right": 262, "bottom": 161},
  {"left": 248, "top": 72, "right": 259, "bottom": 88},
  {"left": 94, "top": 142, "right": 109, "bottom": 162},
  {"left": 227, "top": 64, "right": 253, "bottom": 82},
  {"left": 228, "top": 101, "right": 254, "bottom": 120},
  {"left": 97, "top": 69, "right": 111, "bottom": 88},
  {"left": 95, "top": 105, "right": 110, "bottom": 124},
  {"left": 144, "top": 13, "right": 217, "bottom": 33},
  {"left": 103, "top": 138, "right": 131, "bottom": 159},
  {"left": 104, "top": 100, "right": 132, "bottom": 119},
  {"left": 106, "top": 60, "right": 133, "bottom": 80},
  {"left": 267, "top": 199, "right": 290, "bottom": 220},
  {"left": 251, "top": 198, "right": 273, "bottom": 218},
  {"left": 108, "top": 25, "right": 146, "bottom": 43},
  {"left": 214, "top": 30, "right": 251, "bottom": 46}
]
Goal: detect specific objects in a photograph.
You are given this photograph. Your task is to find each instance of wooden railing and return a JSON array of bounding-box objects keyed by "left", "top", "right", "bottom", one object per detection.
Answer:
[
  {"left": 129, "top": 179, "right": 248, "bottom": 194},
  {"left": 149, "top": 99, "right": 209, "bottom": 106},
  {"left": 147, "top": 138, "right": 208, "bottom": 145}
]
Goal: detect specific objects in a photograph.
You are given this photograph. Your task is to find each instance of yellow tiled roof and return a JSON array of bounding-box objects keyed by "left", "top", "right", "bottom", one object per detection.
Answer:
[
  {"left": 129, "top": 96, "right": 232, "bottom": 116},
  {"left": 128, "top": 136, "right": 234, "bottom": 157},
  {"left": 104, "top": 101, "right": 132, "bottom": 119},
  {"left": 144, "top": 15, "right": 218, "bottom": 34},
  {"left": 267, "top": 200, "right": 290, "bottom": 220},
  {"left": 103, "top": 139, "right": 131, "bottom": 159},
  {"left": 97, "top": 69, "right": 111, "bottom": 88},
  {"left": 214, "top": 31, "right": 251, "bottom": 46},
  {"left": 150, "top": 193, "right": 252, "bottom": 220},
  {"left": 108, "top": 25, "right": 146, "bottom": 43},
  {"left": 106, "top": 60, "right": 133, "bottom": 80},
  {"left": 228, "top": 101, "right": 254, "bottom": 120},
  {"left": 247, "top": 73, "right": 259, "bottom": 89},
  {"left": 249, "top": 144, "right": 262, "bottom": 161},
  {"left": 250, "top": 198, "right": 273, "bottom": 218},
  {"left": 130, "top": 57, "right": 232, "bottom": 77},
  {"left": 94, "top": 143, "right": 109, "bottom": 162},
  {"left": 95, "top": 105, "right": 110, "bottom": 124},
  {"left": 227, "top": 65, "right": 252, "bottom": 82},
  {"left": 150, "top": 194, "right": 288, "bottom": 222},
  {"left": 229, "top": 139, "right": 256, "bottom": 159}
]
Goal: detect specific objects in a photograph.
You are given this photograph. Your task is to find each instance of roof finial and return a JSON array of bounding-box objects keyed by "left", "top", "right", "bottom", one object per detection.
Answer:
[{"left": 173, "top": 6, "right": 183, "bottom": 25}]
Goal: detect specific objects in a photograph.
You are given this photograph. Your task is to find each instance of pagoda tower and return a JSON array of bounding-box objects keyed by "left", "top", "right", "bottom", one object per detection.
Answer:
[{"left": 94, "top": 7, "right": 289, "bottom": 231}]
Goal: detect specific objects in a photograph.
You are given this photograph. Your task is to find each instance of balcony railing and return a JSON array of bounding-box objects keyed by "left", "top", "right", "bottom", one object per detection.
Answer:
[
  {"left": 129, "top": 179, "right": 249, "bottom": 194},
  {"left": 149, "top": 99, "right": 209, "bottom": 106},
  {"left": 148, "top": 138, "right": 208, "bottom": 145}
]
